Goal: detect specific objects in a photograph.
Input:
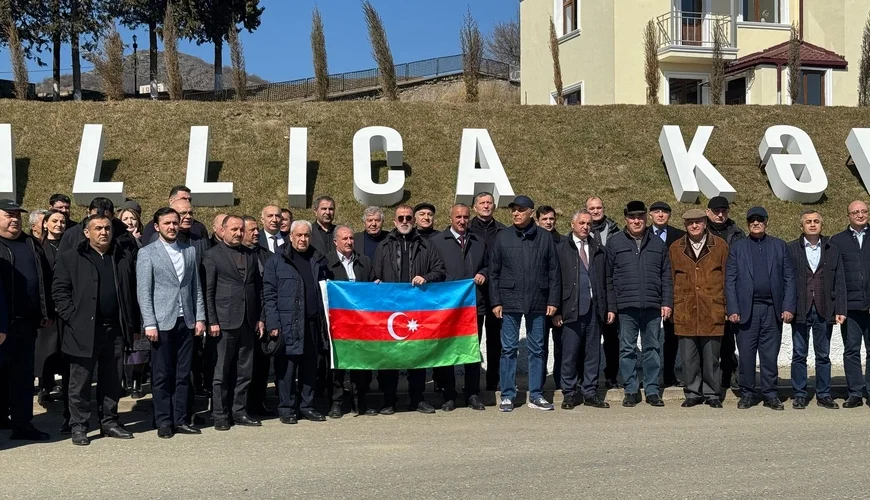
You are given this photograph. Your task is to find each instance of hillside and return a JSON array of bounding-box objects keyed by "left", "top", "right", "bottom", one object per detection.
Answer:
[
  {"left": 36, "top": 51, "right": 269, "bottom": 94},
  {"left": 2, "top": 100, "right": 869, "bottom": 240}
]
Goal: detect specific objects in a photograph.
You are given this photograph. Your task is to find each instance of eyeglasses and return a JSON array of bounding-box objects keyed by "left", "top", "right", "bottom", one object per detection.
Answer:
[
  {"left": 747, "top": 216, "right": 767, "bottom": 224},
  {"left": 396, "top": 216, "right": 413, "bottom": 222},
  {"left": 177, "top": 210, "right": 194, "bottom": 217},
  {"left": 849, "top": 209, "right": 869, "bottom": 216}
]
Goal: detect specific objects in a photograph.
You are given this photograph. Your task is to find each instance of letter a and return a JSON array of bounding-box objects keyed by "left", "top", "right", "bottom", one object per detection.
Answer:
[
  {"left": 455, "top": 129, "right": 515, "bottom": 207},
  {"left": 659, "top": 125, "right": 735, "bottom": 203}
]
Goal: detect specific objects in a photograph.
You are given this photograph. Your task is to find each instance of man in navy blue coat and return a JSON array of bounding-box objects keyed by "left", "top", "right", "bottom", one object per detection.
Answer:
[{"left": 726, "top": 207, "right": 796, "bottom": 411}]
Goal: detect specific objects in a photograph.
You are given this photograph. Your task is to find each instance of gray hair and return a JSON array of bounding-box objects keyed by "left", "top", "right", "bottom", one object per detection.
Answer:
[
  {"left": 362, "top": 206, "right": 384, "bottom": 222},
  {"left": 29, "top": 209, "right": 48, "bottom": 226},
  {"left": 290, "top": 220, "right": 312, "bottom": 233},
  {"left": 333, "top": 225, "right": 353, "bottom": 241},
  {"left": 571, "top": 209, "right": 591, "bottom": 222}
]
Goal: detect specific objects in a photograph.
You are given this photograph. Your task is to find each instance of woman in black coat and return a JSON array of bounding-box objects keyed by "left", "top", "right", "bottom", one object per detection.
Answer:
[{"left": 35, "top": 209, "right": 66, "bottom": 404}]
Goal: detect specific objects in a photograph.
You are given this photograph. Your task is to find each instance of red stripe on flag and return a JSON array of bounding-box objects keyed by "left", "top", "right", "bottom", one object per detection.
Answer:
[{"left": 329, "top": 306, "right": 478, "bottom": 341}]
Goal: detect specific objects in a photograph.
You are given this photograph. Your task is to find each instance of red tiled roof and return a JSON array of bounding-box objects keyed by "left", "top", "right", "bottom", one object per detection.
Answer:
[{"left": 725, "top": 40, "right": 848, "bottom": 74}]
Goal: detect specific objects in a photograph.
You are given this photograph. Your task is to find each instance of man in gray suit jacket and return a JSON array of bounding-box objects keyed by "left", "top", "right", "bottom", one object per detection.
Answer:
[{"left": 137, "top": 207, "right": 206, "bottom": 439}]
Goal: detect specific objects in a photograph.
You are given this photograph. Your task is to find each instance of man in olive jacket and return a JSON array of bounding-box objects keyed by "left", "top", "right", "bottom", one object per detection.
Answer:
[{"left": 489, "top": 195, "right": 561, "bottom": 413}]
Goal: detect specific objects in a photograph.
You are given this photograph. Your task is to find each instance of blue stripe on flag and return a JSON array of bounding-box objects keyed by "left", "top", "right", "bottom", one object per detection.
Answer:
[{"left": 326, "top": 279, "right": 476, "bottom": 312}]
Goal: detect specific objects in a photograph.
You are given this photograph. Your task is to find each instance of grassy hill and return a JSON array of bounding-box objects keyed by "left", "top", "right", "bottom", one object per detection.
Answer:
[{"left": 3, "top": 100, "right": 869, "bottom": 240}]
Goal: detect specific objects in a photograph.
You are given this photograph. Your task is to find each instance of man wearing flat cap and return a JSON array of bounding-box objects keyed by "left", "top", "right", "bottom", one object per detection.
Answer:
[
  {"left": 414, "top": 203, "right": 437, "bottom": 240},
  {"left": 490, "top": 195, "right": 560, "bottom": 412},
  {"left": 606, "top": 201, "right": 673, "bottom": 408},
  {"left": 649, "top": 201, "right": 686, "bottom": 388},
  {"left": 705, "top": 196, "right": 745, "bottom": 391},
  {"left": 726, "top": 207, "right": 795, "bottom": 410},
  {"left": 669, "top": 209, "right": 728, "bottom": 408}
]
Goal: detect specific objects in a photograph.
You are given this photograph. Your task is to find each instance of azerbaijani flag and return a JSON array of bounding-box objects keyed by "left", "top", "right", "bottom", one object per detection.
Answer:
[{"left": 323, "top": 279, "right": 480, "bottom": 370}]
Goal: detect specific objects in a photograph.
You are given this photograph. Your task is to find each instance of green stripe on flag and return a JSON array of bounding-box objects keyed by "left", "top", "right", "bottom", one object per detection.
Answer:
[{"left": 332, "top": 336, "right": 481, "bottom": 370}]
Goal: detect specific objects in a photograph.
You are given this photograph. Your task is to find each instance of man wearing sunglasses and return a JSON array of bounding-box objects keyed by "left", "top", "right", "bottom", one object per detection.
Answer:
[{"left": 726, "top": 207, "right": 796, "bottom": 411}]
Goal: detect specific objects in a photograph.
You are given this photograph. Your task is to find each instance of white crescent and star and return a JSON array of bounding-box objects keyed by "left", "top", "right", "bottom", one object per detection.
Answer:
[{"left": 387, "top": 312, "right": 419, "bottom": 340}]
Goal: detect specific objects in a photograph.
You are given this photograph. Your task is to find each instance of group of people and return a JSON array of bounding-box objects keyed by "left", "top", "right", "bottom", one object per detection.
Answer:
[{"left": 1, "top": 185, "right": 869, "bottom": 447}]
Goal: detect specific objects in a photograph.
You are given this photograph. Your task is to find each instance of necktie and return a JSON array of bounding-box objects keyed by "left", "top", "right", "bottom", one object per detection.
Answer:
[
  {"left": 271, "top": 235, "right": 278, "bottom": 252},
  {"left": 458, "top": 233, "right": 466, "bottom": 250},
  {"left": 579, "top": 240, "right": 588, "bottom": 269}
]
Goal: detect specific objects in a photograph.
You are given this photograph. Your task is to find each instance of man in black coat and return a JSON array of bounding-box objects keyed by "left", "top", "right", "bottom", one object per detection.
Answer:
[
  {"left": 258, "top": 205, "right": 287, "bottom": 255},
  {"left": 468, "top": 192, "right": 505, "bottom": 391},
  {"left": 0, "top": 199, "right": 54, "bottom": 441},
  {"left": 414, "top": 202, "right": 438, "bottom": 240},
  {"left": 140, "top": 186, "right": 209, "bottom": 242},
  {"left": 203, "top": 215, "right": 265, "bottom": 430},
  {"left": 373, "top": 204, "right": 446, "bottom": 414},
  {"left": 58, "top": 197, "right": 138, "bottom": 255},
  {"left": 52, "top": 214, "right": 139, "bottom": 446},
  {"left": 536, "top": 205, "right": 563, "bottom": 389},
  {"left": 310, "top": 195, "right": 337, "bottom": 256},
  {"left": 607, "top": 201, "right": 674, "bottom": 408},
  {"left": 489, "top": 195, "right": 561, "bottom": 413},
  {"left": 829, "top": 200, "right": 870, "bottom": 408},
  {"left": 431, "top": 203, "right": 488, "bottom": 411},
  {"left": 586, "top": 196, "right": 622, "bottom": 389},
  {"left": 787, "top": 210, "right": 846, "bottom": 410},
  {"left": 325, "top": 226, "right": 376, "bottom": 417},
  {"left": 355, "top": 206, "right": 389, "bottom": 262},
  {"left": 649, "top": 201, "right": 686, "bottom": 388},
  {"left": 554, "top": 209, "right": 615, "bottom": 409},
  {"left": 242, "top": 215, "right": 272, "bottom": 417}
]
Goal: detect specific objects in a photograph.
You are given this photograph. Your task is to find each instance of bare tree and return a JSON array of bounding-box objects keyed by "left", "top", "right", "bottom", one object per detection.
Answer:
[
  {"left": 227, "top": 21, "right": 247, "bottom": 100},
  {"left": 709, "top": 22, "right": 725, "bottom": 105},
  {"left": 1, "top": 2, "right": 29, "bottom": 100},
  {"left": 788, "top": 23, "right": 801, "bottom": 104},
  {"left": 644, "top": 19, "right": 660, "bottom": 104},
  {"left": 311, "top": 6, "right": 329, "bottom": 101},
  {"left": 486, "top": 11, "right": 519, "bottom": 67},
  {"left": 548, "top": 16, "right": 563, "bottom": 105},
  {"left": 860, "top": 11, "right": 870, "bottom": 106},
  {"left": 87, "top": 23, "right": 125, "bottom": 101},
  {"left": 363, "top": 0, "right": 398, "bottom": 101},
  {"left": 163, "top": 0, "right": 183, "bottom": 100},
  {"left": 460, "top": 8, "right": 483, "bottom": 103}
]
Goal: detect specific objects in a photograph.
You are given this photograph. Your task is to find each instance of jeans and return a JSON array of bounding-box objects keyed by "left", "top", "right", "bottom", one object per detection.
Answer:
[
  {"left": 791, "top": 306, "right": 832, "bottom": 398},
  {"left": 841, "top": 311, "right": 870, "bottom": 398},
  {"left": 618, "top": 308, "right": 663, "bottom": 397},
  {"left": 500, "top": 313, "right": 545, "bottom": 401}
]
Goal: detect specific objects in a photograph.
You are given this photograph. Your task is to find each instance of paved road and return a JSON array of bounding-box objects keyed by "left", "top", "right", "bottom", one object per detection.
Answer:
[{"left": 2, "top": 399, "right": 869, "bottom": 499}]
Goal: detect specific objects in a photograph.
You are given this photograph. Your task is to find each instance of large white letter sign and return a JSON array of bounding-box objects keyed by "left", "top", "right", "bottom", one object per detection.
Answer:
[
  {"left": 759, "top": 125, "right": 828, "bottom": 203},
  {"left": 658, "top": 125, "right": 736, "bottom": 203},
  {"left": 846, "top": 129, "right": 870, "bottom": 193},
  {"left": 353, "top": 126, "right": 405, "bottom": 206},
  {"left": 454, "top": 129, "right": 515, "bottom": 207},
  {"left": 72, "top": 124, "right": 125, "bottom": 206},
  {"left": 185, "top": 126, "right": 234, "bottom": 206},
  {"left": 0, "top": 125, "right": 15, "bottom": 200},
  {"left": 287, "top": 127, "right": 308, "bottom": 208}
]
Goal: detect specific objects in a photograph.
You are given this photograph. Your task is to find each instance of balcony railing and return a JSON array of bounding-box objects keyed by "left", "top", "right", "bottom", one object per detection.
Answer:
[{"left": 656, "top": 11, "right": 733, "bottom": 49}]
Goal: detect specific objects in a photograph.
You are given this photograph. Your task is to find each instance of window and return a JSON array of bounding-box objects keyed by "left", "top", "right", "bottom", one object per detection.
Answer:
[
  {"left": 795, "top": 70, "right": 825, "bottom": 106},
  {"left": 742, "top": 0, "right": 779, "bottom": 23},
  {"left": 725, "top": 78, "right": 747, "bottom": 105},
  {"left": 563, "top": 0, "right": 578, "bottom": 34},
  {"left": 552, "top": 82, "right": 583, "bottom": 105},
  {"left": 565, "top": 89, "right": 582, "bottom": 105}
]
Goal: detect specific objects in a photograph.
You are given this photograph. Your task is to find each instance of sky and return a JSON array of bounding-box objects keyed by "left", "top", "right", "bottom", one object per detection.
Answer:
[{"left": 0, "top": 0, "right": 518, "bottom": 84}]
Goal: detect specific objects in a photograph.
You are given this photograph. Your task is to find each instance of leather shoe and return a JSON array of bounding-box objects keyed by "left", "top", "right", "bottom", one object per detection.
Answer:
[
  {"left": 415, "top": 401, "right": 436, "bottom": 414},
  {"left": 706, "top": 399, "right": 723, "bottom": 408},
  {"left": 737, "top": 396, "right": 754, "bottom": 409},
  {"left": 157, "top": 425, "right": 173, "bottom": 439},
  {"left": 441, "top": 400, "right": 456, "bottom": 412},
  {"left": 681, "top": 397, "right": 704, "bottom": 408},
  {"left": 584, "top": 396, "right": 610, "bottom": 408},
  {"left": 279, "top": 414, "right": 298, "bottom": 425},
  {"left": 379, "top": 406, "right": 395, "bottom": 415},
  {"left": 175, "top": 424, "right": 201, "bottom": 435},
  {"left": 10, "top": 424, "right": 50, "bottom": 441},
  {"left": 606, "top": 379, "right": 623, "bottom": 390},
  {"left": 58, "top": 419, "right": 72, "bottom": 435},
  {"left": 622, "top": 393, "right": 638, "bottom": 408},
  {"left": 467, "top": 395, "right": 485, "bottom": 411},
  {"left": 101, "top": 425, "right": 134, "bottom": 439},
  {"left": 233, "top": 415, "right": 262, "bottom": 427},
  {"left": 816, "top": 396, "right": 839, "bottom": 409},
  {"left": 842, "top": 396, "right": 864, "bottom": 408},
  {"left": 561, "top": 396, "right": 576, "bottom": 410},
  {"left": 360, "top": 409, "right": 379, "bottom": 416},
  {"left": 301, "top": 410, "right": 326, "bottom": 422},
  {"left": 214, "top": 419, "right": 231, "bottom": 431},
  {"left": 71, "top": 430, "right": 89, "bottom": 446},
  {"left": 646, "top": 394, "right": 665, "bottom": 407},
  {"left": 763, "top": 397, "right": 785, "bottom": 410},
  {"left": 792, "top": 397, "right": 807, "bottom": 409},
  {"left": 328, "top": 402, "right": 343, "bottom": 419}
]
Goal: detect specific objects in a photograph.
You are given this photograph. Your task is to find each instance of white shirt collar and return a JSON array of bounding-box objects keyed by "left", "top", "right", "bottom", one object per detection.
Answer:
[
  {"left": 572, "top": 233, "right": 588, "bottom": 245},
  {"left": 337, "top": 250, "right": 354, "bottom": 263},
  {"left": 449, "top": 227, "right": 466, "bottom": 241},
  {"left": 804, "top": 237, "right": 821, "bottom": 248},
  {"left": 160, "top": 239, "right": 180, "bottom": 250}
]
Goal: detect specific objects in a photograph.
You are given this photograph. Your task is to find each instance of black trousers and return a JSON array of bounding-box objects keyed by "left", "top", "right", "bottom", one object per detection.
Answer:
[
  {"left": 68, "top": 325, "right": 123, "bottom": 432},
  {"left": 212, "top": 326, "right": 254, "bottom": 420},
  {"left": 602, "top": 318, "right": 620, "bottom": 381},
  {"left": 0, "top": 320, "right": 37, "bottom": 429},
  {"left": 248, "top": 338, "right": 272, "bottom": 409},
  {"left": 275, "top": 323, "right": 319, "bottom": 415},
  {"left": 561, "top": 312, "right": 602, "bottom": 399},
  {"left": 192, "top": 334, "right": 213, "bottom": 393},
  {"left": 663, "top": 320, "right": 680, "bottom": 384},
  {"left": 542, "top": 317, "right": 563, "bottom": 389},
  {"left": 481, "top": 310, "right": 502, "bottom": 389},
  {"left": 380, "top": 369, "right": 426, "bottom": 408},
  {"left": 719, "top": 322, "right": 739, "bottom": 384},
  {"left": 330, "top": 369, "right": 373, "bottom": 412},
  {"left": 680, "top": 336, "right": 722, "bottom": 400},
  {"left": 151, "top": 318, "right": 195, "bottom": 428}
]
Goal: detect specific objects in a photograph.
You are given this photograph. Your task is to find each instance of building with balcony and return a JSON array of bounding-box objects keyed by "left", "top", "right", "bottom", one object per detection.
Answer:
[{"left": 519, "top": 0, "right": 864, "bottom": 105}]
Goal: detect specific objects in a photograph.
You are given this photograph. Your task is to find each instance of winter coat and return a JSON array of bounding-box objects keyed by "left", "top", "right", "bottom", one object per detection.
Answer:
[
  {"left": 606, "top": 229, "right": 674, "bottom": 311},
  {"left": 670, "top": 232, "right": 728, "bottom": 336},
  {"left": 372, "top": 230, "right": 446, "bottom": 284},
  {"left": 489, "top": 223, "right": 561, "bottom": 314}
]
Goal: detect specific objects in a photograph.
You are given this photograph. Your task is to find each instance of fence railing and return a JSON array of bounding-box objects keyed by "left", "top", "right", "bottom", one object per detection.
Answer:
[
  {"left": 184, "top": 54, "right": 511, "bottom": 102},
  {"left": 656, "top": 11, "right": 733, "bottom": 49}
]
